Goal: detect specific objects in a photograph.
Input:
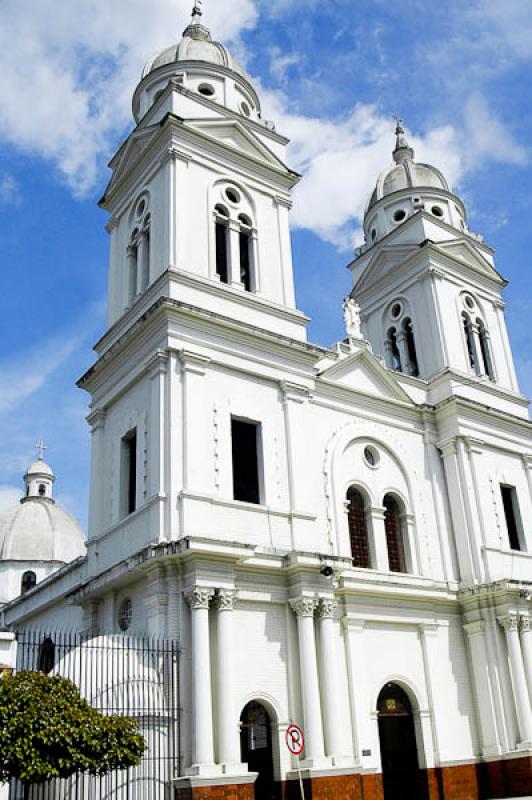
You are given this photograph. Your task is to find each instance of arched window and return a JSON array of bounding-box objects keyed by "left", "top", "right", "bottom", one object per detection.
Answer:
[
  {"left": 402, "top": 318, "right": 419, "bottom": 377},
  {"left": 347, "top": 487, "right": 371, "bottom": 568},
  {"left": 386, "top": 327, "right": 402, "bottom": 371},
  {"left": 38, "top": 637, "right": 55, "bottom": 674},
  {"left": 477, "top": 319, "right": 494, "bottom": 379},
  {"left": 126, "top": 199, "right": 151, "bottom": 307},
  {"left": 140, "top": 214, "right": 151, "bottom": 292},
  {"left": 383, "top": 495, "right": 407, "bottom": 573},
  {"left": 21, "top": 570, "right": 37, "bottom": 594},
  {"left": 215, "top": 205, "right": 229, "bottom": 284},
  {"left": 462, "top": 312, "right": 478, "bottom": 373}
]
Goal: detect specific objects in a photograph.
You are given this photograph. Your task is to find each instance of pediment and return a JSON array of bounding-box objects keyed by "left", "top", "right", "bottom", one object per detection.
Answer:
[
  {"left": 187, "top": 119, "right": 288, "bottom": 170},
  {"left": 105, "top": 126, "right": 159, "bottom": 198},
  {"left": 354, "top": 244, "right": 418, "bottom": 294},
  {"left": 437, "top": 239, "right": 503, "bottom": 281},
  {"left": 318, "top": 345, "right": 413, "bottom": 404}
]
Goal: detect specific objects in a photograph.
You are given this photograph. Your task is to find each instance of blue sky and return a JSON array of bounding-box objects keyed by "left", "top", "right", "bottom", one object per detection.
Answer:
[{"left": 0, "top": 0, "right": 531, "bottom": 526}]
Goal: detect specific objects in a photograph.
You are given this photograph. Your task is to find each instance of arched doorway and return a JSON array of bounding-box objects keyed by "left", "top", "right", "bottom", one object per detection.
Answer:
[
  {"left": 377, "top": 683, "right": 420, "bottom": 800},
  {"left": 240, "top": 701, "right": 275, "bottom": 800}
]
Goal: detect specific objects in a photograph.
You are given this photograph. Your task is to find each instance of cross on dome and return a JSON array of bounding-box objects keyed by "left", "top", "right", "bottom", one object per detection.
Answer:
[{"left": 35, "top": 440, "right": 47, "bottom": 461}]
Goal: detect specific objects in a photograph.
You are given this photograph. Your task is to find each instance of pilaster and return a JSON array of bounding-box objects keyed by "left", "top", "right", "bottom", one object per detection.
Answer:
[{"left": 499, "top": 614, "right": 532, "bottom": 748}]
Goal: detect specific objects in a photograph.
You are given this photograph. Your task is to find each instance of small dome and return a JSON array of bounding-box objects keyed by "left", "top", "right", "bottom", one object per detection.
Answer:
[
  {"left": 0, "top": 449, "right": 86, "bottom": 566},
  {"left": 0, "top": 501, "right": 86, "bottom": 564},
  {"left": 367, "top": 121, "right": 449, "bottom": 212},
  {"left": 142, "top": 7, "right": 253, "bottom": 86}
]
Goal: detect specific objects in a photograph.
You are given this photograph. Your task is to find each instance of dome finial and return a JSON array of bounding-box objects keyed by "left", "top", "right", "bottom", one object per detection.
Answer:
[
  {"left": 183, "top": 0, "right": 211, "bottom": 41},
  {"left": 393, "top": 116, "right": 415, "bottom": 164}
]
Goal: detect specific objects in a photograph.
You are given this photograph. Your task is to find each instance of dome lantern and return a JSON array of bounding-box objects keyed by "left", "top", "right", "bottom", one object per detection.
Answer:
[
  {"left": 23, "top": 441, "right": 55, "bottom": 503},
  {"left": 361, "top": 120, "right": 468, "bottom": 250}
]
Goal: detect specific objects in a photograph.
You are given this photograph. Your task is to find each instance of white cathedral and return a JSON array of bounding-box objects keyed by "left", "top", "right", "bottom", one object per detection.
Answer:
[{"left": 1, "top": 6, "right": 531, "bottom": 800}]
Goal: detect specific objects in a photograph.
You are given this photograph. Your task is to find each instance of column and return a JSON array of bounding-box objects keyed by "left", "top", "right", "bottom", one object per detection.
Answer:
[
  {"left": 148, "top": 352, "right": 168, "bottom": 536},
  {"left": 520, "top": 616, "right": 532, "bottom": 706},
  {"left": 126, "top": 245, "right": 137, "bottom": 306},
  {"left": 185, "top": 586, "right": 216, "bottom": 773},
  {"left": 499, "top": 615, "right": 532, "bottom": 747},
  {"left": 317, "top": 599, "right": 344, "bottom": 762},
  {"left": 214, "top": 589, "right": 243, "bottom": 771},
  {"left": 275, "top": 195, "right": 296, "bottom": 307},
  {"left": 463, "top": 621, "right": 502, "bottom": 757},
  {"left": 439, "top": 438, "right": 480, "bottom": 583},
  {"left": 396, "top": 331, "right": 411, "bottom": 375},
  {"left": 227, "top": 219, "right": 243, "bottom": 288},
  {"left": 471, "top": 322, "right": 485, "bottom": 376},
  {"left": 250, "top": 229, "right": 260, "bottom": 293},
  {"left": 401, "top": 512, "right": 420, "bottom": 575},
  {"left": 87, "top": 409, "right": 106, "bottom": 539},
  {"left": 136, "top": 231, "right": 148, "bottom": 294},
  {"left": 289, "top": 597, "right": 327, "bottom": 766},
  {"left": 179, "top": 351, "right": 210, "bottom": 494},
  {"left": 368, "top": 506, "right": 390, "bottom": 572}
]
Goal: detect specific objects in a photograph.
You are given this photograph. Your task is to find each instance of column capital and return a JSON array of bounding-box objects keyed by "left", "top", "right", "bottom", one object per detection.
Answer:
[
  {"left": 87, "top": 408, "right": 106, "bottom": 431},
  {"left": 464, "top": 436, "right": 485, "bottom": 455},
  {"left": 280, "top": 380, "right": 311, "bottom": 404},
  {"left": 317, "top": 599, "right": 338, "bottom": 619},
  {"left": 520, "top": 616, "right": 531, "bottom": 633},
  {"left": 214, "top": 589, "right": 238, "bottom": 612},
  {"left": 289, "top": 597, "right": 317, "bottom": 618},
  {"left": 274, "top": 195, "right": 293, "bottom": 210},
  {"left": 147, "top": 350, "right": 169, "bottom": 378},
  {"left": 341, "top": 616, "right": 365, "bottom": 632},
  {"left": 184, "top": 586, "right": 214, "bottom": 610},
  {"left": 437, "top": 437, "right": 458, "bottom": 459},
  {"left": 369, "top": 505, "right": 386, "bottom": 521},
  {"left": 463, "top": 620, "right": 485, "bottom": 637},
  {"left": 499, "top": 614, "right": 520, "bottom": 633},
  {"left": 179, "top": 350, "right": 210, "bottom": 375},
  {"left": 522, "top": 453, "right": 532, "bottom": 470}
]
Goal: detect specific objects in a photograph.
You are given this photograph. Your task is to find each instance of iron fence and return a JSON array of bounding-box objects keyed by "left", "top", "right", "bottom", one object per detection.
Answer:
[{"left": 9, "top": 630, "right": 181, "bottom": 800}]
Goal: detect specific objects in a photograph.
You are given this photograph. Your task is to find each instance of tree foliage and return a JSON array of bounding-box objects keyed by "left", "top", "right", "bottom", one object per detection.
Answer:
[{"left": 0, "top": 670, "right": 146, "bottom": 786}]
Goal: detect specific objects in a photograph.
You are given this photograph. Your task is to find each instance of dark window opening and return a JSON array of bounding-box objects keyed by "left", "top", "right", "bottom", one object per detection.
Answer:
[
  {"left": 347, "top": 487, "right": 371, "bottom": 568},
  {"left": 388, "top": 328, "right": 402, "bottom": 371},
  {"left": 121, "top": 429, "right": 137, "bottom": 517},
  {"left": 462, "top": 314, "right": 477, "bottom": 371},
  {"left": 216, "top": 221, "right": 228, "bottom": 284},
  {"left": 128, "top": 245, "right": 138, "bottom": 305},
  {"left": 21, "top": 570, "right": 37, "bottom": 594},
  {"left": 38, "top": 483, "right": 46, "bottom": 497},
  {"left": 239, "top": 230, "right": 252, "bottom": 291},
  {"left": 478, "top": 320, "right": 494, "bottom": 380},
  {"left": 501, "top": 485, "right": 523, "bottom": 552},
  {"left": 232, "top": 418, "right": 261, "bottom": 505},
  {"left": 403, "top": 318, "right": 419, "bottom": 377},
  {"left": 384, "top": 495, "right": 407, "bottom": 573},
  {"left": 38, "top": 638, "right": 55, "bottom": 674}
]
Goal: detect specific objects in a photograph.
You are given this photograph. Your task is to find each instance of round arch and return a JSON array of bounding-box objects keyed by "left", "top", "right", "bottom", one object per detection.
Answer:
[
  {"left": 240, "top": 699, "right": 278, "bottom": 799},
  {"left": 376, "top": 680, "right": 424, "bottom": 800}
]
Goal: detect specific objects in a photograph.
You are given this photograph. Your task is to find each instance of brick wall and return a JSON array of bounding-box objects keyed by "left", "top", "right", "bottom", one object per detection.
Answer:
[{"left": 174, "top": 756, "right": 531, "bottom": 800}]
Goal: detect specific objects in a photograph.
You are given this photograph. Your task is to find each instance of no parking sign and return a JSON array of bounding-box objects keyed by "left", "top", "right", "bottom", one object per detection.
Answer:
[{"left": 285, "top": 723, "right": 305, "bottom": 798}]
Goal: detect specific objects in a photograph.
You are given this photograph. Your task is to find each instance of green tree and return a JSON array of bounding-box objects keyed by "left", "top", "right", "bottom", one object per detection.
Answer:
[{"left": 0, "top": 670, "right": 146, "bottom": 798}]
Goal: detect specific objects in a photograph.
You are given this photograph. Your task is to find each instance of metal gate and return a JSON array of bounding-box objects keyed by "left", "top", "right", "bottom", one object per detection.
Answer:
[{"left": 9, "top": 630, "right": 181, "bottom": 800}]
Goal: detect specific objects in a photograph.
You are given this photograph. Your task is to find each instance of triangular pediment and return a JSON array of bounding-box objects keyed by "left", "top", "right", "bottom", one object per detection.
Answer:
[
  {"left": 437, "top": 239, "right": 503, "bottom": 281},
  {"left": 186, "top": 118, "right": 289, "bottom": 171},
  {"left": 318, "top": 344, "right": 414, "bottom": 404},
  {"left": 105, "top": 126, "right": 159, "bottom": 198},
  {"left": 354, "top": 244, "right": 418, "bottom": 294}
]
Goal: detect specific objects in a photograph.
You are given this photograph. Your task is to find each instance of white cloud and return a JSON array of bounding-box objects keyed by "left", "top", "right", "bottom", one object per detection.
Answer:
[
  {"left": 0, "top": 0, "right": 256, "bottom": 194},
  {"left": 0, "top": 486, "right": 21, "bottom": 512},
  {"left": 268, "top": 47, "right": 300, "bottom": 83},
  {"left": 0, "top": 174, "right": 22, "bottom": 207},
  {"left": 463, "top": 92, "right": 528, "bottom": 167}
]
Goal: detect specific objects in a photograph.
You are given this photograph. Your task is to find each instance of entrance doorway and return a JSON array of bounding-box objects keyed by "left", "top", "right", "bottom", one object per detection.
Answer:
[
  {"left": 377, "top": 683, "right": 420, "bottom": 800},
  {"left": 240, "top": 701, "right": 275, "bottom": 800}
]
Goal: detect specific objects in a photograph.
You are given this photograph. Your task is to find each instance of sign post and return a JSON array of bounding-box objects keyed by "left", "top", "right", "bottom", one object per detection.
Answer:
[{"left": 285, "top": 723, "right": 305, "bottom": 800}]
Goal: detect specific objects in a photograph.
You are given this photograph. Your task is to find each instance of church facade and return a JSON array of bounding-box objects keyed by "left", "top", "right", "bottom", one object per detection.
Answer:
[{"left": 1, "top": 6, "right": 532, "bottom": 800}]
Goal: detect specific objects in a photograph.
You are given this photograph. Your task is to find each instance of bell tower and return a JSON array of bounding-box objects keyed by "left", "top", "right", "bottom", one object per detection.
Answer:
[
  {"left": 348, "top": 122, "right": 526, "bottom": 416},
  {"left": 100, "top": 3, "right": 307, "bottom": 342}
]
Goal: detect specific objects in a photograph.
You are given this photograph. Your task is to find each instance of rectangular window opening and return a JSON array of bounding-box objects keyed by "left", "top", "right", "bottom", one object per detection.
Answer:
[
  {"left": 216, "top": 222, "right": 229, "bottom": 284},
  {"left": 121, "top": 429, "right": 137, "bottom": 518},
  {"left": 500, "top": 484, "right": 523, "bottom": 552},
  {"left": 231, "top": 418, "right": 261, "bottom": 505}
]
